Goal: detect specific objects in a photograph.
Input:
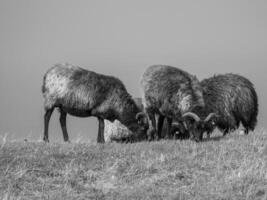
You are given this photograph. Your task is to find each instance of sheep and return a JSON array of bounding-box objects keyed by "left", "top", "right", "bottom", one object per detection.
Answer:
[
  {"left": 42, "top": 63, "right": 148, "bottom": 143},
  {"left": 104, "top": 97, "right": 188, "bottom": 142},
  {"left": 183, "top": 73, "right": 258, "bottom": 141},
  {"left": 140, "top": 65, "right": 213, "bottom": 141}
]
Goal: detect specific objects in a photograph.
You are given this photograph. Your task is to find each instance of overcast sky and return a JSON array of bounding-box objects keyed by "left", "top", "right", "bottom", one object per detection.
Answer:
[{"left": 0, "top": 0, "right": 266, "bottom": 141}]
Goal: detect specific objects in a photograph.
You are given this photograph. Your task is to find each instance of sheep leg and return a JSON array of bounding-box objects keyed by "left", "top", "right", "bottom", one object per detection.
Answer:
[
  {"left": 59, "top": 109, "right": 69, "bottom": 142},
  {"left": 206, "top": 132, "right": 210, "bottom": 139},
  {"left": 242, "top": 122, "right": 250, "bottom": 134},
  {"left": 43, "top": 108, "right": 54, "bottom": 142},
  {"left": 165, "top": 117, "right": 173, "bottom": 139},
  {"left": 157, "top": 115, "right": 164, "bottom": 139},
  {"left": 97, "top": 117, "right": 105, "bottom": 143},
  {"left": 148, "top": 113, "right": 157, "bottom": 141},
  {"left": 223, "top": 128, "right": 229, "bottom": 136}
]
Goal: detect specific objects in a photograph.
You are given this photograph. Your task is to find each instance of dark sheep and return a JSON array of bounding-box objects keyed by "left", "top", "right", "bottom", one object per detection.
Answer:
[
  {"left": 183, "top": 73, "right": 258, "bottom": 141},
  {"left": 141, "top": 65, "right": 213, "bottom": 141},
  {"left": 42, "top": 63, "right": 148, "bottom": 143}
]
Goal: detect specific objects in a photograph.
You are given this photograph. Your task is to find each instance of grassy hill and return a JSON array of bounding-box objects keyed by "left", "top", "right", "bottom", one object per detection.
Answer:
[{"left": 0, "top": 130, "right": 267, "bottom": 200}]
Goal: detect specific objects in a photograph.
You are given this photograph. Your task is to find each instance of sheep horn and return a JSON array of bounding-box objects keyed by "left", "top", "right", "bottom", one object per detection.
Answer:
[
  {"left": 182, "top": 112, "right": 200, "bottom": 122},
  {"left": 204, "top": 113, "right": 217, "bottom": 122}
]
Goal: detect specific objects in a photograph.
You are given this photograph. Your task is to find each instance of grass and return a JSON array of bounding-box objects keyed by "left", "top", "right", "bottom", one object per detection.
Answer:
[{"left": 0, "top": 130, "right": 267, "bottom": 200}]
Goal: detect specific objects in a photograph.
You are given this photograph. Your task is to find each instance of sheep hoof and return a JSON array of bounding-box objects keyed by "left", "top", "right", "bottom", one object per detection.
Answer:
[
  {"left": 97, "top": 140, "right": 105, "bottom": 144},
  {"left": 43, "top": 138, "right": 49, "bottom": 143}
]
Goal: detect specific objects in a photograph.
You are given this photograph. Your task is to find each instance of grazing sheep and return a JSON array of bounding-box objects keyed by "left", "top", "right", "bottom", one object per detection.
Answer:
[
  {"left": 141, "top": 65, "right": 212, "bottom": 141},
  {"left": 42, "top": 63, "right": 148, "bottom": 143},
  {"left": 183, "top": 73, "right": 258, "bottom": 140},
  {"left": 104, "top": 97, "right": 187, "bottom": 142}
]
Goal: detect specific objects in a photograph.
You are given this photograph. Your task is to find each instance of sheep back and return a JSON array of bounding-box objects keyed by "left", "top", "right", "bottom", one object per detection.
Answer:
[
  {"left": 42, "top": 63, "right": 139, "bottom": 121},
  {"left": 201, "top": 73, "right": 258, "bottom": 132},
  {"left": 141, "top": 65, "right": 204, "bottom": 119}
]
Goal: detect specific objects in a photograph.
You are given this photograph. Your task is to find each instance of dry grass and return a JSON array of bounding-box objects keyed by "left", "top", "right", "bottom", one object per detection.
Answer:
[{"left": 0, "top": 129, "right": 267, "bottom": 200}]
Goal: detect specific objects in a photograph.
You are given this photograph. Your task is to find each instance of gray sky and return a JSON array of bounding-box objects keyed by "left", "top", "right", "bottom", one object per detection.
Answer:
[{"left": 0, "top": 0, "right": 266, "bottom": 141}]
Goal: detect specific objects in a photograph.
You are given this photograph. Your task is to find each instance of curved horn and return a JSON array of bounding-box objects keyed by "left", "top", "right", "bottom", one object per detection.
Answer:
[
  {"left": 204, "top": 113, "right": 217, "bottom": 122},
  {"left": 182, "top": 112, "right": 200, "bottom": 122}
]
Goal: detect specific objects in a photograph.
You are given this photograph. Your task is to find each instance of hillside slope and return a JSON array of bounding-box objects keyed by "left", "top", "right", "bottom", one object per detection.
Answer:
[{"left": 0, "top": 130, "right": 267, "bottom": 200}]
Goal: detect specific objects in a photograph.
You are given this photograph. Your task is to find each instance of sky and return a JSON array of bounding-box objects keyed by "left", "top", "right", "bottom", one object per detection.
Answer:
[{"left": 0, "top": 0, "right": 266, "bottom": 142}]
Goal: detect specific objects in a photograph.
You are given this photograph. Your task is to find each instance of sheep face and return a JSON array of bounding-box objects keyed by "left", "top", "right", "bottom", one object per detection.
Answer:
[
  {"left": 182, "top": 112, "right": 217, "bottom": 142},
  {"left": 135, "top": 112, "right": 149, "bottom": 140},
  {"left": 171, "top": 122, "right": 190, "bottom": 140}
]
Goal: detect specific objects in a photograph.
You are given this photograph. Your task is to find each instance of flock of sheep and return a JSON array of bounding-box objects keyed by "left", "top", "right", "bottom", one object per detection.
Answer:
[{"left": 42, "top": 63, "right": 258, "bottom": 143}]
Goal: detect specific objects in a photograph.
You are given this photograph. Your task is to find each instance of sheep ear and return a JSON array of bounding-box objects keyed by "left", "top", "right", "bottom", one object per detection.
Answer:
[{"left": 136, "top": 112, "right": 148, "bottom": 125}]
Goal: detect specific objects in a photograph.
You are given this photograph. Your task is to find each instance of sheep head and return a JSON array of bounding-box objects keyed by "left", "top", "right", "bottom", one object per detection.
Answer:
[{"left": 182, "top": 112, "right": 217, "bottom": 142}]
